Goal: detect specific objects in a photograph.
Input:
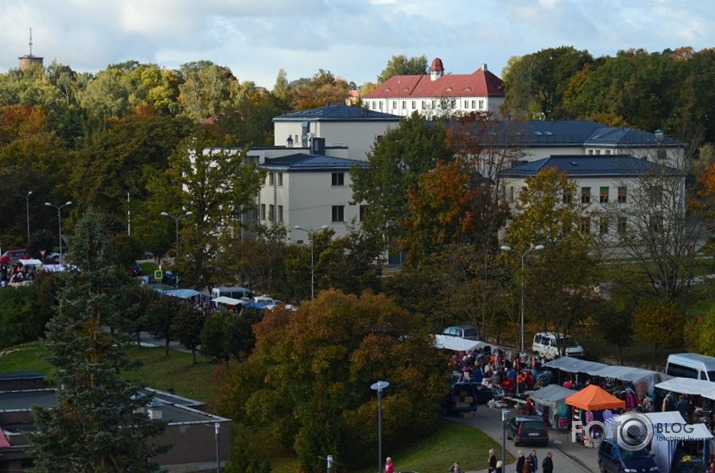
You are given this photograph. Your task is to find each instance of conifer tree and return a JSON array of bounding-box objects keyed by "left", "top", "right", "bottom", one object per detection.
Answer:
[{"left": 30, "top": 211, "right": 166, "bottom": 472}]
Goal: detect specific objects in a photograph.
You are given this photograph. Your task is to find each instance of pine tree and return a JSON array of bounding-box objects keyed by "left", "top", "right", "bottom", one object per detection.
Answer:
[{"left": 30, "top": 211, "right": 167, "bottom": 472}]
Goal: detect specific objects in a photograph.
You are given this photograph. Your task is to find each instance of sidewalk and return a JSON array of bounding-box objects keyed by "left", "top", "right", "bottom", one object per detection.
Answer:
[{"left": 447, "top": 404, "right": 599, "bottom": 473}]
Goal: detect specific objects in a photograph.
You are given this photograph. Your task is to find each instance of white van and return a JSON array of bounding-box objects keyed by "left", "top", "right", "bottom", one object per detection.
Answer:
[
  {"left": 211, "top": 286, "right": 254, "bottom": 301},
  {"left": 666, "top": 353, "right": 715, "bottom": 382},
  {"left": 532, "top": 332, "right": 584, "bottom": 359}
]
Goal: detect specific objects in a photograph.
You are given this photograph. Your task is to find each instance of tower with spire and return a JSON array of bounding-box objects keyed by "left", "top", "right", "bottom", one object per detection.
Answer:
[{"left": 18, "top": 28, "right": 43, "bottom": 71}]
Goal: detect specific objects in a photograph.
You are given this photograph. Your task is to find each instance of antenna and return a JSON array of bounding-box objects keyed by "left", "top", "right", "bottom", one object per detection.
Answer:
[{"left": 29, "top": 27, "right": 33, "bottom": 56}]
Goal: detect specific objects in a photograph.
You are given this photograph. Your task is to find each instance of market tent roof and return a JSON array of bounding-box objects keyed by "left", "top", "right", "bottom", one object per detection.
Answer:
[
  {"left": 529, "top": 384, "right": 577, "bottom": 406},
  {"left": 211, "top": 296, "right": 243, "bottom": 306},
  {"left": 18, "top": 258, "right": 42, "bottom": 267},
  {"left": 656, "top": 377, "right": 715, "bottom": 400},
  {"left": 544, "top": 356, "right": 608, "bottom": 375},
  {"left": 607, "top": 412, "right": 712, "bottom": 441},
  {"left": 596, "top": 365, "right": 662, "bottom": 383},
  {"left": 165, "top": 289, "right": 201, "bottom": 299},
  {"left": 432, "top": 334, "right": 480, "bottom": 352},
  {"left": 565, "top": 384, "right": 626, "bottom": 411}
]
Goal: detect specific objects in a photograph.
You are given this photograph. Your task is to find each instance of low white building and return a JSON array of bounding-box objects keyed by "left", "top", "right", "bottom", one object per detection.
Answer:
[{"left": 363, "top": 58, "right": 505, "bottom": 119}]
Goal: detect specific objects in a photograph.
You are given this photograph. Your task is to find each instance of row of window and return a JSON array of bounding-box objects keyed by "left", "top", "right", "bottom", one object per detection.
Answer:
[
  {"left": 366, "top": 99, "right": 486, "bottom": 111},
  {"left": 503, "top": 186, "right": 629, "bottom": 204},
  {"left": 266, "top": 172, "right": 346, "bottom": 187},
  {"left": 258, "top": 204, "right": 368, "bottom": 224},
  {"left": 581, "top": 215, "right": 662, "bottom": 235}
]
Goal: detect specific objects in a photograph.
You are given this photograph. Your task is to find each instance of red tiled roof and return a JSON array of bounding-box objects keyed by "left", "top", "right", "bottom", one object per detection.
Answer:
[{"left": 365, "top": 65, "right": 504, "bottom": 99}]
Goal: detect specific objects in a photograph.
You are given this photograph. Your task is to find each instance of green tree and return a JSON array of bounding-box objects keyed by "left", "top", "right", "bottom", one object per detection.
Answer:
[
  {"left": 351, "top": 113, "right": 453, "bottom": 243},
  {"left": 377, "top": 55, "right": 428, "bottom": 83},
  {"left": 634, "top": 300, "right": 684, "bottom": 369},
  {"left": 503, "top": 46, "right": 593, "bottom": 119},
  {"left": 502, "top": 167, "right": 600, "bottom": 349},
  {"left": 172, "top": 301, "right": 205, "bottom": 364},
  {"left": 30, "top": 211, "right": 166, "bottom": 472}
]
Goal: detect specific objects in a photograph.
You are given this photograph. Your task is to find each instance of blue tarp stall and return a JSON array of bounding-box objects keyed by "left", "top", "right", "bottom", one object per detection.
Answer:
[
  {"left": 607, "top": 412, "right": 713, "bottom": 473},
  {"left": 529, "top": 384, "right": 577, "bottom": 429}
]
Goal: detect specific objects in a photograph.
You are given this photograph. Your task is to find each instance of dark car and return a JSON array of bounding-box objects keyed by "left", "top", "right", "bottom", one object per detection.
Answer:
[
  {"left": 598, "top": 439, "right": 658, "bottom": 473},
  {"left": 126, "top": 261, "right": 142, "bottom": 277},
  {"left": 440, "top": 382, "right": 480, "bottom": 415},
  {"left": 506, "top": 415, "right": 549, "bottom": 446}
]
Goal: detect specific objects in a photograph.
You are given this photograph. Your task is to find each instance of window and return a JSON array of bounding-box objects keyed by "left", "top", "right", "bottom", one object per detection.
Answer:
[
  {"left": 479, "top": 100, "right": 484, "bottom": 109},
  {"left": 268, "top": 173, "right": 274, "bottom": 185},
  {"left": 332, "top": 205, "right": 345, "bottom": 222},
  {"left": 580, "top": 217, "right": 591, "bottom": 233},
  {"left": 618, "top": 186, "right": 627, "bottom": 203},
  {"left": 563, "top": 192, "right": 573, "bottom": 204},
  {"left": 277, "top": 205, "right": 284, "bottom": 223},
  {"left": 277, "top": 173, "right": 283, "bottom": 186},
  {"left": 411, "top": 100, "right": 416, "bottom": 109},
  {"left": 648, "top": 186, "right": 663, "bottom": 205},
  {"left": 392, "top": 101, "right": 397, "bottom": 110},
  {"left": 379, "top": 102, "right": 383, "bottom": 110},
  {"left": 600, "top": 186, "right": 609, "bottom": 203},
  {"left": 509, "top": 186, "right": 514, "bottom": 203},
  {"left": 581, "top": 187, "right": 591, "bottom": 204},
  {"left": 260, "top": 204, "right": 266, "bottom": 220},
  {"left": 471, "top": 100, "right": 476, "bottom": 108},
  {"left": 587, "top": 149, "right": 594, "bottom": 155},
  {"left": 359, "top": 205, "right": 368, "bottom": 222},
  {"left": 599, "top": 217, "right": 609, "bottom": 235},
  {"left": 268, "top": 205, "right": 275, "bottom": 221},
  {"left": 422, "top": 100, "right": 426, "bottom": 108},
  {"left": 618, "top": 216, "right": 627, "bottom": 234},
  {"left": 605, "top": 150, "right": 612, "bottom": 155},
  {"left": 402, "top": 100, "right": 406, "bottom": 110},
  {"left": 331, "top": 172, "right": 345, "bottom": 186}
]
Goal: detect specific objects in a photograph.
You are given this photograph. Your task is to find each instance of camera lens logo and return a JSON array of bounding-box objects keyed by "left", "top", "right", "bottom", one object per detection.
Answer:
[{"left": 616, "top": 412, "right": 653, "bottom": 451}]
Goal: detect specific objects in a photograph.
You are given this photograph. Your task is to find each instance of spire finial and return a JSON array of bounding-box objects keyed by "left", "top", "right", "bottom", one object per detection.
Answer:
[{"left": 29, "top": 27, "right": 33, "bottom": 56}]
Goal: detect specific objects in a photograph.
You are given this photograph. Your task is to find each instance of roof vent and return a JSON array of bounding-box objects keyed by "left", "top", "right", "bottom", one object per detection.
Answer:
[{"left": 570, "top": 161, "right": 578, "bottom": 166}]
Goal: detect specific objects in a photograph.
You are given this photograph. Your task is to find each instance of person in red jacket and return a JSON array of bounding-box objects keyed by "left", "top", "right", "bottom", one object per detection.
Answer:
[{"left": 385, "top": 457, "right": 395, "bottom": 473}]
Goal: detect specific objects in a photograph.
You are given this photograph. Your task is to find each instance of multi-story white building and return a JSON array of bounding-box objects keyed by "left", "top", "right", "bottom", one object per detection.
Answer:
[{"left": 362, "top": 58, "right": 505, "bottom": 119}]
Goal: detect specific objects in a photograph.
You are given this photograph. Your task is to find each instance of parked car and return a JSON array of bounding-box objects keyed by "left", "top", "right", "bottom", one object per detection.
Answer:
[
  {"left": 532, "top": 332, "right": 584, "bottom": 359},
  {"left": 597, "top": 439, "right": 658, "bottom": 473},
  {"left": 126, "top": 261, "right": 142, "bottom": 277},
  {"left": 442, "top": 324, "right": 480, "bottom": 341},
  {"left": 1, "top": 249, "right": 30, "bottom": 264},
  {"left": 43, "top": 252, "right": 61, "bottom": 264},
  {"left": 506, "top": 415, "right": 549, "bottom": 446}
]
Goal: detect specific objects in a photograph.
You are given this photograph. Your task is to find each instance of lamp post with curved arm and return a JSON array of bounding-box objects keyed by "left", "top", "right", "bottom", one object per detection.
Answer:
[
  {"left": 294, "top": 225, "right": 329, "bottom": 299},
  {"left": 500, "top": 244, "right": 545, "bottom": 353},
  {"left": 160, "top": 211, "right": 192, "bottom": 286},
  {"left": 45, "top": 201, "right": 72, "bottom": 265},
  {"left": 26, "top": 191, "right": 32, "bottom": 246}
]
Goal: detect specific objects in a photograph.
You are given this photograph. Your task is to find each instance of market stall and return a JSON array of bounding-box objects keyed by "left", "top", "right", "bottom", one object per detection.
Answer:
[{"left": 529, "top": 384, "right": 577, "bottom": 429}]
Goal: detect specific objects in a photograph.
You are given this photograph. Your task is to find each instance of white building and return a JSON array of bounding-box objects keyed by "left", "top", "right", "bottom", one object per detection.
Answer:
[{"left": 362, "top": 58, "right": 505, "bottom": 119}]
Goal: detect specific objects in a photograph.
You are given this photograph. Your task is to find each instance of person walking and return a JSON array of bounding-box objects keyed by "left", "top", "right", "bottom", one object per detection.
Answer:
[
  {"left": 541, "top": 452, "right": 554, "bottom": 473},
  {"left": 529, "top": 450, "right": 538, "bottom": 472},
  {"left": 385, "top": 457, "right": 394, "bottom": 473},
  {"left": 488, "top": 448, "right": 497, "bottom": 472},
  {"left": 516, "top": 451, "right": 525, "bottom": 473}
]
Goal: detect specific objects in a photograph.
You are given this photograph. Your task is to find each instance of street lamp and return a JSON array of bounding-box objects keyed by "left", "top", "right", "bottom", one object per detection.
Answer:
[
  {"left": 500, "top": 244, "right": 545, "bottom": 353},
  {"left": 294, "top": 225, "right": 329, "bottom": 299},
  {"left": 161, "top": 211, "right": 192, "bottom": 287},
  {"left": 26, "top": 190, "right": 32, "bottom": 246},
  {"left": 45, "top": 201, "right": 72, "bottom": 264},
  {"left": 370, "top": 380, "right": 390, "bottom": 473},
  {"left": 501, "top": 408, "right": 510, "bottom": 471}
]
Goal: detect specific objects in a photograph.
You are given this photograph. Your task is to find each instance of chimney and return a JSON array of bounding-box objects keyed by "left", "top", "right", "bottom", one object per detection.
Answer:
[{"left": 482, "top": 64, "right": 488, "bottom": 71}]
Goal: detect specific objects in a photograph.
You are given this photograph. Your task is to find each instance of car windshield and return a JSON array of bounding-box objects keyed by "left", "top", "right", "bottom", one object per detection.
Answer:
[
  {"left": 621, "top": 448, "right": 651, "bottom": 460},
  {"left": 564, "top": 338, "right": 580, "bottom": 348},
  {"left": 463, "top": 329, "right": 478, "bottom": 338}
]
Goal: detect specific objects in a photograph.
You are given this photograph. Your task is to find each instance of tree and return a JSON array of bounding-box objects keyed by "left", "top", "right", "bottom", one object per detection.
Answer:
[
  {"left": 377, "top": 55, "right": 428, "bottom": 83},
  {"left": 633, "top": 300, "right": 684, "bottom": 369},
  {"left": 351, "top": 113, "right": 454, "bottom": 243},
  {"left": 215, "top": 290, "right": 447, "bottom": 470},
  {"left": 30, "top": 211, "right": 166, "bottom": 472},
  {"left": 501, "top": 167, "right": 600, "bottom": 348},
  {"left": 503, "top": 46, "right": 593, "bottom": 119},
  {"left": 145, "top": 294, "right": 178, "bottom": 356},
  {"left": 288, "top": 69, "right": 350, "bottom": 110},
  {"left": 172, "top": 301, "right": 205, "bottom": 364},
  {"left": 146, "top": 129, "right": 265, "bottom": 290}
]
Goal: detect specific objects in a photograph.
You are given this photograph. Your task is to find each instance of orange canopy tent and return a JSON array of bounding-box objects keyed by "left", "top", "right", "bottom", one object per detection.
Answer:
[{"left": 565, "top": 384, "right": 626, "bottom": 411}]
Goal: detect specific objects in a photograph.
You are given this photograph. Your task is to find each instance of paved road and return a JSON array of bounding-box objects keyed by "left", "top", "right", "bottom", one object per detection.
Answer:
[{"left": 448, "top": 404, "right": 600, "bottom": 473}]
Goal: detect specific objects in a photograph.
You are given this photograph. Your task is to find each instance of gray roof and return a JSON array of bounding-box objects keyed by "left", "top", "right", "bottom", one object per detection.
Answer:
[
  {"left": 261, "top": 153, "right": 368, "bottom": 172},
  {"left": 449, "top": 120, "right": 683, "bottom": 148},
  {"left": 498, "top": 155, "right": 683, "bottom": 178},
  {"left": 274, "top": 104, "right": 399, "bottom": 122}
]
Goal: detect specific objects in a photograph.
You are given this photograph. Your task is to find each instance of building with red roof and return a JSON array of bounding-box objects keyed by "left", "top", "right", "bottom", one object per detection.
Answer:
[{"left": 362, "top": 57, "right": 505, "bottom": 118}]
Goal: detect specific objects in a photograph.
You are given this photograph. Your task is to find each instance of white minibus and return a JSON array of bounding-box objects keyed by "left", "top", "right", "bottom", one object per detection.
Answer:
[{"left": 665, "top": 353, "right": 715, "bottom": 382}]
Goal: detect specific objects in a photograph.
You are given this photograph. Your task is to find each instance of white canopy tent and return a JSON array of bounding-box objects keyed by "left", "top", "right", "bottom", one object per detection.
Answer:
[
  {"left": 544, "top": 356, "right": 608, "bottom": 376},
  {"left": 656, "top": 377, "right": 715, "bottom": 401},
  {"left": 17, "top": 258, "right": 42, "bottom": 268},
  {"left": 529, "top": 384, "right": 577, "bottom": 429},
  {"left": 596, "top": 365, "right": 664, "bottom": 400},
  {"left": 211, "top": 296, "right": 244, "bottom": 306},
  {"left": 432, "top": 334, "right": 480, "bottom": 352}
]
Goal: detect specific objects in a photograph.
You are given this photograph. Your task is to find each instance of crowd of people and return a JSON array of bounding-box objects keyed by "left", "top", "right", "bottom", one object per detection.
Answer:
[{"left": 0, "top": 261, "right": 39, "bottom": 287}]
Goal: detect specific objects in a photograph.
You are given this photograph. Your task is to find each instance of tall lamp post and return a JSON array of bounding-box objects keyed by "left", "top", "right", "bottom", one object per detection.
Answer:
[
  {"left": 45, "top": 201, "right": 72, "bottom": 264},
  {"left": 370, "top": 380, "right": 390, "bottom": 473},
  {"left": 160, "top": 211, "right": 192, "bottom": 287},
  {"left": 294, "top": 225, "right": 329, "bottom": 299},
  {"left": 500, "top": 244, "right": 545, "bottom": 353},
  {"left": 501, "top": 408, "right": 510, "bottom": 471},
  {"left": 26, "top": 191, "right": 32, "bottom": 246}
]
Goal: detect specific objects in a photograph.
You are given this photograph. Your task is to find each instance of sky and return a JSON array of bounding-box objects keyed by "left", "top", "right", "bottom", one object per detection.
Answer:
[{"left": 1, "top": 0, "right": 714, "bottom": 89}]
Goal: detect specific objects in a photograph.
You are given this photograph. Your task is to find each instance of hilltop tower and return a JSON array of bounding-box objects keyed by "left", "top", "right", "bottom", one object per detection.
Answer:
[{"left": 18, "top": 28, "right": 43, "bottom": 71}]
